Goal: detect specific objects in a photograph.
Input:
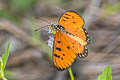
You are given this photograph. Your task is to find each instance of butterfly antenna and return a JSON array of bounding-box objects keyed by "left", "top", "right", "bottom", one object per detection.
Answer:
[
  {"left": 39, "top": 18, "right": 51, "bottom": 24},
  {"left": 35, "top": 25, "right": 48, "bottom": 31},
  {"left": 35, "top": 18, "right": 51, "bottom": 31}
]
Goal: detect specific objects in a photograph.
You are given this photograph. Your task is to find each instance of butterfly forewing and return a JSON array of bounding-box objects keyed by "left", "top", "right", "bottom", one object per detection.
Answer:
[
  {"left": 58, "top": 11, "right": 89, "bottom": 56},
  {"left": 53, "top": 30, "right": 76, "bottom": 70},
  {"left": 58, "top": 11, "right": 84, "bottom": 29}
]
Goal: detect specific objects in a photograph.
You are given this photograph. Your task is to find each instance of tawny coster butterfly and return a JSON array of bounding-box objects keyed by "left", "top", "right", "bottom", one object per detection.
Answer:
[{"left": 48, "top": 10, "right": 90, "bottom": 71}]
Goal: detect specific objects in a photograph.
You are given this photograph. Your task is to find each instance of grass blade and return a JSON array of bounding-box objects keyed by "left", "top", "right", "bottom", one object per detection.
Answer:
[{"left": 1, "top": 42, "right": 10, "bottom": 71}]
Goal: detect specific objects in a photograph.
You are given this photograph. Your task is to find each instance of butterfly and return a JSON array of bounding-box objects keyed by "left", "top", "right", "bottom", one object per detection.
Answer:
[{"left": 48, "top": 10, "right": 90, "bottom": 71}]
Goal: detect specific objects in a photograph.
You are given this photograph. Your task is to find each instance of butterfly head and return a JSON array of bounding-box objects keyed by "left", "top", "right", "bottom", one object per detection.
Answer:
[
  {"left": 48, "top": 24, "right": 57, "bottom": 48},
  {"left": 48, "top": 24, "right": 57, "bottom": 34}
]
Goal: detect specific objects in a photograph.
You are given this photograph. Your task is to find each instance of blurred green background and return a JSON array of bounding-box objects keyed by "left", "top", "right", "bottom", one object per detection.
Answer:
[{"left": 0, "top": 0, "right": 120, "bottom": 80}]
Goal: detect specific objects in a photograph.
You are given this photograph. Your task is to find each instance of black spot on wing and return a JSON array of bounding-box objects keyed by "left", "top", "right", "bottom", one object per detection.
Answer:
[
  {"left": 56, "top": 47, "right": 61, "bottom": 51},
  {"left": 67, "top": 46, "right": 70, "bottom": 49},
  {"left": 65, "top": 14, "right": 71, "bottom": 16},
  {"left": 62, "top": 19, "right": 66, "bottom": 21},
  {"left": 72, "top": 21, "right": 76, "bottom": 24},
  {"left": 53, "top": 54, "right": 60, "bottom": 58},
  {"left": 63, "top": 16, "right": 70, "bottom": 19},
  {"left": 57, "top": 41, "right": 61, "bottom": 43},
  {"left": 61, "top": 57, "right": 63, "bottom": 60}
]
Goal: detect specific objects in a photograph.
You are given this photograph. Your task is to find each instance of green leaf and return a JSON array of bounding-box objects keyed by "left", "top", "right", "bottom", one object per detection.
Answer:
[
  {"left": 0, "top": 57, "right": 2, "bottom": 69},
  {"left": 0, "top": 42, "right": 10, "bottom": 80},
  {"left": 98, "top": 65, "right": 112, "bottom": 80},
  {"left": 1, "top": 42, "right": 10, "bottom": 71},
  {"left": 0, "top": 58, "right": 3, "bottom": 78}
]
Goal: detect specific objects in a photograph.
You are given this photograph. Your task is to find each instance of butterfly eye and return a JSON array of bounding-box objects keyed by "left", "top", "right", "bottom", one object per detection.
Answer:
[{"left": 49, "top": 25, "right": 52, "bottom": 29}]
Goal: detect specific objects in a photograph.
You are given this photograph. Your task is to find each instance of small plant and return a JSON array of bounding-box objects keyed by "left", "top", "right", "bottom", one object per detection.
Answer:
[
  {"left": 0, "top": 42, "right": 10, "bottom": 80},
  {"left": 98, "top": 65, "right": 112, "bottom": 80}
]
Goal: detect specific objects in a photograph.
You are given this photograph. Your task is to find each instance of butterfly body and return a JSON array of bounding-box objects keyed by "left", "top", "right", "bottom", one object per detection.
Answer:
[{"left": 49, "top": 10, "right": 90, "bottom": 71}]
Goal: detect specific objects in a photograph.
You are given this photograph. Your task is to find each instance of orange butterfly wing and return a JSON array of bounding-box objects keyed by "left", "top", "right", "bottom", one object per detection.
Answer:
[
  {"left": 53, "top": 10, "right": 90, "bottom": 70},
  {"left": 58, "top": 10, "right": 90, "bottom": 57},
  {"left": 53, "top": 30, "right": 76, "bottom": 70}
]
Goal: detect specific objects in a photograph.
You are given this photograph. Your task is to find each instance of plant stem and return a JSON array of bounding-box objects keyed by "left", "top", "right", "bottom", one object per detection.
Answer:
[{"left": 68, "top": 67, "right": 74, "bottom": 80}]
